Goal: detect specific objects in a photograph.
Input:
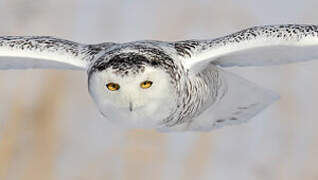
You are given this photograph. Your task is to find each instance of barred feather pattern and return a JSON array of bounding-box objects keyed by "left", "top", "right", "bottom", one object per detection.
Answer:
[{"left": 161, "top": 65, "right": 224, "bottom": 128}]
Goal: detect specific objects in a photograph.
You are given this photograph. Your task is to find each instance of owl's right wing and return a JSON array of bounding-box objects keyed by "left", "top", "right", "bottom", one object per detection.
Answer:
[{"left": 0, "top": 36, "right": 116, "bottom": 70}]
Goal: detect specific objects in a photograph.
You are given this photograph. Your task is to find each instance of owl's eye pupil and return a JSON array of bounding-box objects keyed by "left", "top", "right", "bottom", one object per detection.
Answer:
[
  {"left": 140, "top": 81, "right": 153, "bottom": 89},
  {"left": 106, "top": 82, "right": 120, "bottom": 91}
]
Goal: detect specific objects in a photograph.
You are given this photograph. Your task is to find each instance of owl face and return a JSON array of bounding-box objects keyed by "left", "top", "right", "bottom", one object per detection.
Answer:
[{"left": 88, "top": 64, "right": 178, "bottom": 128}]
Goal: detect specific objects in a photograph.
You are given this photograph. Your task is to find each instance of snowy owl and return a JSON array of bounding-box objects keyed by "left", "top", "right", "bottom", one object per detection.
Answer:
[{"left": 1, "top": 24, "right": 318, "bottom": 131}]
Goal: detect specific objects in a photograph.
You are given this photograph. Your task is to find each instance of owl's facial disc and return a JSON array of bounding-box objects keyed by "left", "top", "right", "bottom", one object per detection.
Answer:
[
  {"left": 88, "top": 65, "right": 177, "bottom": 128},
  {"left": 104, "top": 79, "right": 153, "bottom": 112}
]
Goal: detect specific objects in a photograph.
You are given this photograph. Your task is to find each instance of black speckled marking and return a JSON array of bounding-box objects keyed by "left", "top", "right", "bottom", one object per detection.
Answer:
[
  {"left": 174, "top": 40, "right": 199, "bottom": 57},
  {"left": 0, "top": 36, "right": 84, "bottom": 57},
  {"left": 0, "top": 36, "right": 118, "bottom": 66},
  {"left": 161, "top": 64, "right": 223, "bottom": 128},
  {"left": 173, "top": 24, "right": 318, "bottom": 62},
  {"left": 83, "top": 42, "right": 117, "bottom": 61},
  {"left": 94, "top": 53, "right": 149, "bottom": 75},
  {"left": 208, "top": 24, "right": 318, "bottom": 48},
  {"left": 88, "top": 44, "right": 181, "bottom": 83}
]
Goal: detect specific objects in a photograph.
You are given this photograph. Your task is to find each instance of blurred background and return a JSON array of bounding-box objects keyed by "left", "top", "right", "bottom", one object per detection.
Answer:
[{"left": 0, "top": 0, "right": 318, "bottom": 179}]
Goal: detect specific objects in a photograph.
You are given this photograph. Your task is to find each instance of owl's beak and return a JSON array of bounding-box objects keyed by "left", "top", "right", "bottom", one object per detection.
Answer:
[{"left": 129, "top": 102, "right": 133, "bottom": 112}]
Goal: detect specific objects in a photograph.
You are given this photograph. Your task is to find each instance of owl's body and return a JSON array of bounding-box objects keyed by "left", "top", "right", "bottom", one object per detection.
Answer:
[
  {"left": 87, "top": 41, "right": 275, "bottom": 131},
  {"left": 0, "top": 24, "right": 318, "bottom": 131}
]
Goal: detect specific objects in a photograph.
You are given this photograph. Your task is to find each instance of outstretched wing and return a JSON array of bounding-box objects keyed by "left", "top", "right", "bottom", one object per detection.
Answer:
[
  {"left": 174, "top": 24, "right": 318, "bottom": 70},
  {"left": 0, "top": 36, "right": 115, "bottom": 70}
]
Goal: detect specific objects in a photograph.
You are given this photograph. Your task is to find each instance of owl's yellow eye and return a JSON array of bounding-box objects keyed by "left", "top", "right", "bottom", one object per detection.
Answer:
[
  {"left": 140, "top": 81, "right": 153, "bottom": 89},
  {"left": 106, "top": 83, "right": 120, "bottom": 91}
]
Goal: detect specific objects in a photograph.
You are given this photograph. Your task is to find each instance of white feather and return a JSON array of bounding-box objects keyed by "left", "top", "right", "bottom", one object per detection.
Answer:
[
  {"left": 180, "top": 25, "right": 318, "bottom": 70},
  {"left": 0, "top": 48, "right": 88, "bottom": 69},
  {"left": 187, "top": 68, "right": 279, "bottom": 131},
  {"left": 0, "top": 36, "right": 92, "bottom": 70}
]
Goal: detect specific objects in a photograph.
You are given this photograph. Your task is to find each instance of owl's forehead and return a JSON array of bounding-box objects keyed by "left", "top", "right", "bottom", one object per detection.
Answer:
[
  {"left": 101, "top": 65, "right": 165, "bottom": 82},
  {"left": 104, "top": 52, "right": 156, "bottom": 76},
  {"left": 88, "top": 43, "right": 178, "bottom": 83},
  {"left": 90, "top": 48, "right": 167, "bottom": 75}
]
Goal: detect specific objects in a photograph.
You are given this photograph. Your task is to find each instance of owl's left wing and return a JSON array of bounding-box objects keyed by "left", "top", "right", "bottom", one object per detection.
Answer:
[
  {"left": 157, "top": 67, "right": 279, "bottom": 132},
  {"left": 189, "top": 68, "right": 279, "bottom": 131},
  {"left": 175, "top": 24, "right": 318, "bottom": 71},
  {"left": 0, "top": 36, "right": 116, "bottom": 70}
]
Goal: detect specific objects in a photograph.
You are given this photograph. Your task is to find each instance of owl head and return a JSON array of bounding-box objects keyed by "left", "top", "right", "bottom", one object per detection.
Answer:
[{"left": 87, "top": 46, "right": 180, "bottom": 128}]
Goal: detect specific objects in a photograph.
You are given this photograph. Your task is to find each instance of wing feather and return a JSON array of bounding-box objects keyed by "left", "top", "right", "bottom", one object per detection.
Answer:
[
  {"left": 0, "top": 36, "right": 113, "bottom": 70},
  {"left": 174, "top": 24, "right": 318, "bottom": 70},
  {"left": 188, "top": 69, "right": 279, "bottom": 131}
]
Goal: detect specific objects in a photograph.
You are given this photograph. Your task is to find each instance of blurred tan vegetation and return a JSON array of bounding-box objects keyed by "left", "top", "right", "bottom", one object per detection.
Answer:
[{"left": 0, "top": 0, "right": 318, "bottom": 180}]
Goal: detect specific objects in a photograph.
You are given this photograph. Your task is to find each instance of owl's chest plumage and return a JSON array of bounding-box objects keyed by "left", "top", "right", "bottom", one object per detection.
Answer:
[{"left": 159, "top": 64, "right": 224, "bottom": 130}]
